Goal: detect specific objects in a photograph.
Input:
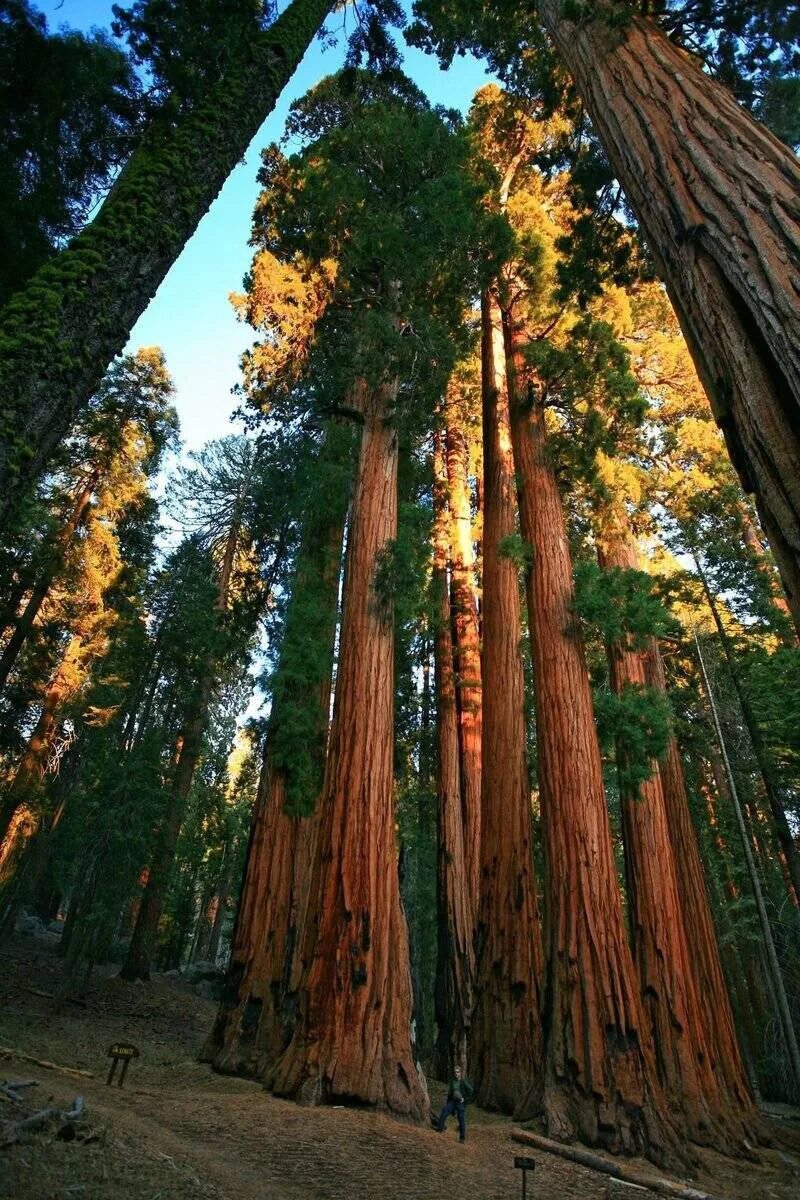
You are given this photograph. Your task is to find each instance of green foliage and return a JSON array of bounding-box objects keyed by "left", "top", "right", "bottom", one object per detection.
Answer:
[
  {"left": 594, "top": 681, "right": 673, "bottom": 793},
  {"left": 573, "top": 560, "right": 676, "bottom": 645},
  {"left": 498, "top": 532, "right": 533, "bottom": 570},
  {"left": 375, "top": 503, "right": 432, "bottom": 624},
  {"left": 245, "top": 68, "right": 511, "bottom": 420},
  {"left": 0, "top": 0, "right": 140, "bottom": 303}
]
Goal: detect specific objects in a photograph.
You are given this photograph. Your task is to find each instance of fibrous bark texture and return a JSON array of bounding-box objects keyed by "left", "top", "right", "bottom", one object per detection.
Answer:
[
  {"left": 205, "top": 452, "right": 347, "bottom": 1078},
  {"left": 504, "top": 310, "right": 673, "bottom": 1160},
  {"left": 470, "top": 294, "right": 543, "bottom": 1116},
  {"left": 0, "top": 0, "right": 333, "bottom": 519},
  {"left": 537, "top": 2, "right": 800, "bottom": 634},
  {"left": 432, "top": 430, "right": 475, "bottom": 1080},
  {"left": 270, "top": 386, "right": 428, "bottom": 1119},
  {"left": 598, "top": 525, "right": 757, "bottom": 1151},
  {"left": 444, "top": 389, "right": 482, "bottom": 910},
  {"left": 643, "top": 634, "right": 755, "bottom": 1119}
]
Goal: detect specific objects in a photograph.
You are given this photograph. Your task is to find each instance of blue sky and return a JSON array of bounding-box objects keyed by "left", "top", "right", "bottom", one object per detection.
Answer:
[{"left": 38, "top": 1, "right": 494, "bottom": 454}]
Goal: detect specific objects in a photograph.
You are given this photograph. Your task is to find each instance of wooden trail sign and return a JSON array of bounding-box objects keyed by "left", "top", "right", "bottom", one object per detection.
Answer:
[
  {"left": 106, "top": 1043, "right": 139, "bottom": 1087},
  {"left": 514, "top": 1155, "right": 536, "bottom": 1200}
]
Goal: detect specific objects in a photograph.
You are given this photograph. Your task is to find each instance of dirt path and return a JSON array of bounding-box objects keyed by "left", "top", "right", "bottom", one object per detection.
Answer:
[{"left": 2, "top": 940, "right": 799, "bottom": 1199}]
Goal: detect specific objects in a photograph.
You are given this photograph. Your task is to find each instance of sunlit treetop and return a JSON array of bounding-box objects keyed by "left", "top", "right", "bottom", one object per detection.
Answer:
[{"left": 238, "top": 69, "right": 510, "bottom": 427}]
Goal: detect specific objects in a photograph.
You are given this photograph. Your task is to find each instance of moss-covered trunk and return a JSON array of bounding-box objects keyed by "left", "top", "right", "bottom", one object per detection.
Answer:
[{"left": 0, "top": 0, "right": 333, "bottom": 523}]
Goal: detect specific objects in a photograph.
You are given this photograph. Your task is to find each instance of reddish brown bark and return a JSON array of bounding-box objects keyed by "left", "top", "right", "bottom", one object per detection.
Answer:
[
  {"left": 644, "top": 643, "right": 756, "bottom": 1115},
  {"left": 443, "top": 388, "right": 482, "bottom": 909},
  {"left": 598, "top": 525, "right": 757, "bottom": 1148},
  {"left": 269, "top": 384, "right": 428, "bottom": 1118},
  {"left": 207, "top": 759, "right": 319, "bottom": 1074},
  {"left": 538, "top": 2, "right": 800, "bottom": 634},
  {"left": 503, "top": 311, "right": 673, "bottom": 1159},
  {"left": 697, "top": 564, "right": 800, "bottom": 908},
  {"left": 432, "top": 430, "right": 475, "bottom": 1079},
  {"left": 205, "top": 430, "right": 349, "bottom": 1078},
  {"left": 469, "top": 293, "right": 543, "bottom": 1116},
  {"left": 0, "top": 637, "right": 83, "bottom": 934}
]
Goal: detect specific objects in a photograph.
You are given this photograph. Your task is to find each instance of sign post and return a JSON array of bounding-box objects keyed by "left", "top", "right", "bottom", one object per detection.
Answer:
[
  {"left": 514, "top": 1154, "right": 536, "bottom": 1199},
  {"left": 106, "top": 1043, "right": 139, "bottom": 1087}
]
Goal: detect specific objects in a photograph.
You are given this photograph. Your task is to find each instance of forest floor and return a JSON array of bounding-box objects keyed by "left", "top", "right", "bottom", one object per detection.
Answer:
[{"left": 1, "top": 939, "right": 799, "bottom": 1200}]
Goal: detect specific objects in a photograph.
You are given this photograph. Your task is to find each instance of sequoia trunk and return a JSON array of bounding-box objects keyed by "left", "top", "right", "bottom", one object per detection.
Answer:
[
  {"left": 0, "top": 0, "right": 334, "bottom": 522},
  {"left": 205, "top": 439, "right": 348, "bottom": 1078},
  {"left": 697, "top": 561, "right": 800, "bottom": 909},
  {"left": 643, "top": 639, "right": 754, "bottom": 1114},
  {"left": 432, "top": 430, "right": 474, "bottom": 1080},
  {"left": 444, "top": 390, "right": 482, "bottom": 909},
  {"left": 537, "top": 2, "right": 800, "bottom": 633},
  {"left": 470, "top": 293, "right": 543, "bottom": 1115},
  {"left": 597, "top": 525, "right": 757, "bottom": 1148},
  {"left": 270, "top": 383, "right": 428, "bottom": 1118},
  {"left": 504, "top": 309, "right": 674, "bottom": 1160}
]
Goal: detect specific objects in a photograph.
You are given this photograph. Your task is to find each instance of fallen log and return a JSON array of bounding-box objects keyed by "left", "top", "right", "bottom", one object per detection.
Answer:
[
  {"left": 511, "top": 1130, "right": 732, "bottom": 1200},
  {"left": 0, "top": 1047, "right": 93, "bottom": 1079}
]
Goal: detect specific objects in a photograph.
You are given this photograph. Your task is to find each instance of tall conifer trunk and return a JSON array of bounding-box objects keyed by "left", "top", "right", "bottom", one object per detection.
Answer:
[
  {"left": 537, "top": 2, "right": 800, "bottom": 630},
  {"left": 503, "top": 308, "right": 674, "bottom": 1159},
  {"left": 470, "top": 294, "right": 543, "bottom": 1115},
  {"left": 120, "top": 513, "right": 242, "bottom": 983},
  {"left": 119, "top": 678, "right": 213, "bottom": 981},
  {"left": 444, "top": 390, "right": 482, "bottom": 908},
  {"left": 696, "top": 561, "right": 800, "bottom": 908},
  {"left": 643, "top": 637, "right": 755, "bottom": 1115},
  {"left": 0, "top": 641, "right": 80, "bottom": 934},
  {"left": 432, "top": 430, "right": 474, "bottom": 1079},
  {"left": 597, "top": 522, "right": 757, "bottom": 1149},
  {"left": 205, "top": 438, "right": 348, "bottom": 1078},
  {"left": 270, "top": 383, "right": 427, "bottom": 1118},
  {"left": 0, "top": 475, "right": 97, "bottom": 690},
  {"left": 0, "top": 0, "right": 334, "bottom": 520}
]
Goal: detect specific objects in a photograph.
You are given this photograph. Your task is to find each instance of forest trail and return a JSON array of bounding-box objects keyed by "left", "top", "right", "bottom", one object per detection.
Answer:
[{"left": 2, "top": 940, "right": 799, "bottom": 1200}]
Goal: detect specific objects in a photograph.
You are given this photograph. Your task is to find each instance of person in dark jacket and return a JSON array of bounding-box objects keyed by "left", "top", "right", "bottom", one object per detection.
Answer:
[{"left": 431, "top": 1065, "right": 474, "bottom": 1142}]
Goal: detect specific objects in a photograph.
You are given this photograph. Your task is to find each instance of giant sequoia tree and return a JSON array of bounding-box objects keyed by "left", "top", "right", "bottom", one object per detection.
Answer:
[
  {"left": 411, "top": 0, "right": 800, "bottom": 632},
  {"left": 226, "top": 70, "right": 502, "bottom": 1115}
]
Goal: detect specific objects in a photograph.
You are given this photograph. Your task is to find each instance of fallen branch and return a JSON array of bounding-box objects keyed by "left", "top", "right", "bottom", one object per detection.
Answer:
[
  {"left": 0, "top": 1047, "right": 93, "bottom": 1079},
  {"left": 0, "top": 1080, "right": 38, "bottom": 1104},
  {"left": 511, "top": 1130, "right": 732, "bottom": 1200},
  {"left": 2, "top": 1095, "right": 85, "bottom": 1147}
]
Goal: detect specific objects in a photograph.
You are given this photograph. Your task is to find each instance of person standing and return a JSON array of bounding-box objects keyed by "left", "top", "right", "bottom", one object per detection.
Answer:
[{"left": 431, "top": 1064, "right": 474, "bottom": 1142}]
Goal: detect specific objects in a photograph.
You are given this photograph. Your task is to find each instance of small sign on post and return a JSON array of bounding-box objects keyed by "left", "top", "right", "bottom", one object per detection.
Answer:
[
  {"left": 106, "top": 1042, "right": 139, "bottom": 1087},
  {"left": 514, "top": 1154, "right": 536, "bottom": 1200}
]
